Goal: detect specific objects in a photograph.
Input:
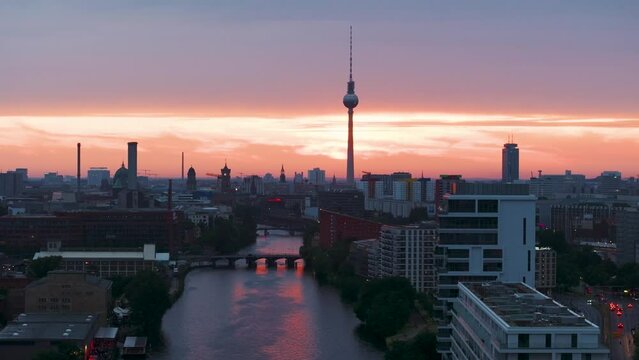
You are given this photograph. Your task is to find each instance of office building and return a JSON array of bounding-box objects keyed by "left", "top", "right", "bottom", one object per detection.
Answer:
[
  {"left": 452, "top": 282, "right": 609, "bottom": 360},
  {"left": 318, "top": 189, "right": 365, "bottom": 218},
  {"left": 32, "top": 243, "right": 169, "bottom": 278},
  {"left": 87, "top": 167, "right": 110, "bottom": 187},
  {"left": 25, "top": 271, "right": 112, "bottom": 324},
  {"left": 535, "top": 247, "right": 557, "bottom": 292},
  {"left": 349, "top": 239, "right": 378, "bottom": 279},
  {"left": 0, "top": 210, "right": 187, "bottom": 255},
  {"left": 378, "top": 223, "right": 438, "bottom": 292},
  {"left": 616, "top": 210, "right": 639, "bottom": 265},
  {"left": 308, "top": 167, "right": 326, "bottom": 185},
  {"left": 436, "top": 183, "right": 536, "bottom": 356},
  {"left": 318, "top": 209, "right": 381, "bottom": 250},
  {"left": 502, "top": 141, "right": 519, "bottom": 183}
]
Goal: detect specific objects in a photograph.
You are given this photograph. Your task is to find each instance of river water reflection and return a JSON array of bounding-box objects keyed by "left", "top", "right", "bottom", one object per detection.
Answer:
[{"left": 154, "top": 231, "right": 382, "bottom": 360}]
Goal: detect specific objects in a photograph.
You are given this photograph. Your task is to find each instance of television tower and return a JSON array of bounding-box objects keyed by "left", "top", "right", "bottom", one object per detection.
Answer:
[{"left": 343, "top": 26, "right": 359, "bottom": 186}]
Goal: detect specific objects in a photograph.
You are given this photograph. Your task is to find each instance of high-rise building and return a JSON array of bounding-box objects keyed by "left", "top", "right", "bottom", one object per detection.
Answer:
[
  {"left": 451, "top": 282, "right": 609, "bottom": 360},
  {"left": 435, "top": 175, "right": 464, "bottom": 213},
  {"left": 436, "top": 183, "right": 536, "bottom": 356},
  {"left": 241, "top": 175, "right": 263, "bottom": 195},
  {"left": 307, "top": 168, "right": 326, "bottom": 185},
  {"left": 343, "top": 26, "right": 359, "bottom": 186},
  {"left": 501, "top": 141, "right": 519, "bottom": 183},
  {"left": 535, "top": 247, "right": 557, "bottom": 292},
  {"left": 14, "top": 168, "right": 28, "bottom": 182},
  {"left": 0, "top": 171, "right": 24, "bottom": 197},
  {"left": 377, "top": 223, "right": 438, "bottom": 292},
  {"left": 186, "top": 166, "right": 197, "bottom": 191},
  {"left": 616, "top": 210, "right": 639, "bottom": 265},
  {"left": 87, "top": 167, "right": 110, "bottom": 187},
  {"left": 43, "top": 172, "right": 64, "bottom": 187},
  {"left": 279, "top": 165, "right": 286, "bottom": 183}
]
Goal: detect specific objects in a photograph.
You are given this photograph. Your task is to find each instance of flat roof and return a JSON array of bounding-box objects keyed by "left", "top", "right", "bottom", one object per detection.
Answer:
[
  {"left": 462, "top": 282, "right": 593, "bottom": 328},
  {"left": 0, "top": 313, "right": 97, "bottom": 342},
  {"left": 124, "top": 336, "right": 147, "bottom": 348},
  {"left": 95, "top": 327, "right": 118, "bottom": 340},
  {"left": 34, "top": 251, "right": 146, "bottom": 260}
]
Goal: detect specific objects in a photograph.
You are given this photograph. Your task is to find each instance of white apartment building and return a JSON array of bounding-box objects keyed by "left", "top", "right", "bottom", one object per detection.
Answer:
[
  {"left": 437, "top": 183, "right": 536, "bottom": 356},
  {"left": 378, "top": 222, "right": 438, "bottom": 292},
  {"left": 452, "top": 282, "right": 609, "bottom": 360}
]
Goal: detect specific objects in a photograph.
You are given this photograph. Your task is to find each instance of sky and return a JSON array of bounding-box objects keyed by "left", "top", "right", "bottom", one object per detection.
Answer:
[{"left": 2, "top": 1, "right": 639, "bottom": 179}]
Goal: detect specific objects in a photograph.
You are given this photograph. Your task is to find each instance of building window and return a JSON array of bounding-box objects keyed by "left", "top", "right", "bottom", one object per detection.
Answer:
[
  {"left": 560, "top": 354, "right": 572, "bottom": 360},
  {"left": 523, "top": 218, "right": 527, "bottom": 244},
  {"left": 38, "top": 298, "right": 46, "bottom": 303},
  {"left": 447, "top": 249, "right": 469, "bottom": 258},
  {"left": 448, "top": 200, "right": 475, "bottom": 213},
  {"left": 583, "top": 354, "right": 591, "bottom": 360},
  {"left": 571, "top": 334, "right": 577, "bottom": 348},
  {"left": 545, "top": 334, "right": 551, "bottom": 348},
  {"left": 478, "top": 200, "right": 498, "bottom": 213},
  {"left": 527, "top": 251, "right": 531, "bottom": 271},
  {"left": 518, "top": 334, "right": 529, "bottom": 348},
  {"left": 483, "top": 249, "right": 502, "bottom": 258},
  {"left": 517, "top": 354, "right": 529, "bottom": 360},
  {"left": 483, "top": 262, "right": 502, "bottom": 272}
]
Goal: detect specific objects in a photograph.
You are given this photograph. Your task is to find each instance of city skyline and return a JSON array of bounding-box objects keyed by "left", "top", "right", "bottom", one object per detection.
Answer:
[{"left": 2, "top": 1, "right": 639, "bottom": 178}]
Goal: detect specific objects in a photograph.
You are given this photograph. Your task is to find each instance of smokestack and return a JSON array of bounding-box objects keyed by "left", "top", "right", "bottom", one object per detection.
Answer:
[
  {"left": 181, "top": 152, "right": 184, "bottom": 181},
  {"left": 127, "top": 142, "right": 138, "bottom": 191},
  {"left": 168, "top": 179, "right": 173, "bottom": 210},
  {"left": 76, "top": 143, "right": 81, "bottom": 193}
]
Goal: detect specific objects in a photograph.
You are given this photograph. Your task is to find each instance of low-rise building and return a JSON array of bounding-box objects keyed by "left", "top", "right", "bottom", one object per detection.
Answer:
[
  {"left": 452, "top": 281, "right": 609, "bottom": 360},
  {"left": 25, "top": 271, "right": 112, "bottom": 325},
  {"left": 0, "top": 313, "right": 100, "bottom": 360},
  {"left": 33, "top": 243, "right": 169, "bottom": 278}
]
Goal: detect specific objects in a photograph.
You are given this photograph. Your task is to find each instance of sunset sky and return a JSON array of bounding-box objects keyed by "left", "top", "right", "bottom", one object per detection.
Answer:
[{"left": 2, "top": 1, "right": 639, "bottom": 179}]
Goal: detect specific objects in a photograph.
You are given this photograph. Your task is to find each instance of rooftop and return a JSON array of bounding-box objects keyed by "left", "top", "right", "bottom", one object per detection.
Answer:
[
  {"left": 0, "top": 313, "right": 98, "bottom": 342},
  {"left": 462, "top": 282, "right": 593, "bottom": 328}
]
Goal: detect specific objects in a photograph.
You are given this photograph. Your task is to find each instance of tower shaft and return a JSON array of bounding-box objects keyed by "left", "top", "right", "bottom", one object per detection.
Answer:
[{"left": 347, "top": 109, "right": 354, "bottom": 185}]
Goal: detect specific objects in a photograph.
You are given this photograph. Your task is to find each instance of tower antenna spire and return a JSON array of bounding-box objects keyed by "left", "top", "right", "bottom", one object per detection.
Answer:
[{"left": 349, "top": 25, "right": 353, "bottom": 81}]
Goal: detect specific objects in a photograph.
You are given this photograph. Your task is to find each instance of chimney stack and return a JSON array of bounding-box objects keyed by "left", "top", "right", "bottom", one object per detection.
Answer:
[
  {"left": 76, "top": 143, "right": 81, "bottom": 193},
  {"left": 127, "top": 142, "right": 138, "bottom": 191},
  {"left": 181, "top": 152, "right": 184, "bottom": 181}
]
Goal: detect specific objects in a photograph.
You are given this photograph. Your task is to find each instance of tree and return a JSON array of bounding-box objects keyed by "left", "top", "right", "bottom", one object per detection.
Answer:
[
  {"left": 125, "top": 271, "right": 171, "bottom": 344},
  {"left": 355, "top": 277, "right": 415, "bottom": 323},
  {"left": 366, "top": 290, "right": 412, "bottom": 337},
  {"left": 385, "top": 331, "right": 438, "bottom": 360},
  {"left": 28, "top": 256, "right": 62, "bottom": 279},
  {"left": 33, "top": 343, "right": 83, "bottom": 360}
]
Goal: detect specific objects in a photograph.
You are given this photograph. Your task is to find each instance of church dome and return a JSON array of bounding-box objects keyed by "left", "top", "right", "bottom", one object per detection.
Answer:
[{"left": 113, "top": 162, "right": 128, "bottom": 189}]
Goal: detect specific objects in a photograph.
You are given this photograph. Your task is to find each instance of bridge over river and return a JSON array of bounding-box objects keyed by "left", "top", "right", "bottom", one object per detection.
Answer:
[{"left": 189, "top": 253, "right": 303, "bottom": 270}]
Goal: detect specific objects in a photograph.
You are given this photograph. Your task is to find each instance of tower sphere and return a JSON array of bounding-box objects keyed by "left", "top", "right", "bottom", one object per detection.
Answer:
[{"left": 343, "top": 93, "right": 359, "bottom": 108}]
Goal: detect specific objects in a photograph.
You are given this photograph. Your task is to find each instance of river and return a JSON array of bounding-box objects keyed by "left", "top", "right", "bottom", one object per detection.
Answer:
[{"left": 154, "top": 231, "right": 383, "bottom": 360}]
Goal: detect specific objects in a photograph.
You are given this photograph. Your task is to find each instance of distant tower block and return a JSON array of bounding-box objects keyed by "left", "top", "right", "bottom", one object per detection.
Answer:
[
  {"left": 343, "top": 26, "right": 359, "bottom": 187},
  {"left": 502, "top": 136, "right": 519, "bottom": 183},
  {"left": 280, "top": 164, "right": 286, "bottom": 183},
  {"left": 186, "top": 166, "right": 197, "bottom": 191}
]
